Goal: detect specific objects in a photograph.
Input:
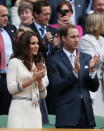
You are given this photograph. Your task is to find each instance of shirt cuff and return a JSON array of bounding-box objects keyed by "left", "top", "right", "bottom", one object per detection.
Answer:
[
  {"left": 89, "top": 71, "right": 96, "bottom": 79},
  {"left": 73, "top": 72, "right": 78, "bottom": 78}
]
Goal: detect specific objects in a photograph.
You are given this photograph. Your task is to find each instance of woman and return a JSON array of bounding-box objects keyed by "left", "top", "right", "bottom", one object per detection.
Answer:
[
  {"left": 7, "top": 31, "right": 49, "bottom": 128},
  {"left": 79, "top": 13, "right": 104, "bottom": 117},
  {"left": 50, "top": 0, "right": 83, "bottom": 38}
]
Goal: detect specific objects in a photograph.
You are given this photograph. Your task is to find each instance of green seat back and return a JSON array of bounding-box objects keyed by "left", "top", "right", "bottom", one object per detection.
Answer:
[
  {"left": 0, "top": 115, "right": 8, "bottom": 128},
  {"left": 95, "top": 116, "right": 104, "bottom": 129},
  {"left": 43, "top": 115, "right": 56, "bottom": 128}
]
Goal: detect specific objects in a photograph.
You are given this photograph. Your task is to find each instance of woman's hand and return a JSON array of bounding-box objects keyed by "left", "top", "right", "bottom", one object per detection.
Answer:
[
  {"left": 32, "top": 63, "right": 46, "bottom": 81},
  {"left": 33, "top": 69, "right": 46, "bottom": 82},
  {"left": 58, "top": 16, "right": 72, "bottom": 28}
]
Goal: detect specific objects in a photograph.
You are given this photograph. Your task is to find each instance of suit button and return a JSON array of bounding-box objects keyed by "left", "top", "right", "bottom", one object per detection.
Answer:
[{"left": 78, "top": 4, "right": 81, "bottom": 8}]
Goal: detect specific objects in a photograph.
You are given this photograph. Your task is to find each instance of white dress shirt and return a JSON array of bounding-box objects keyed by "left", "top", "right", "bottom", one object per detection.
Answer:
[
  {"left": 1, "top": 29, "right": 13, "bottom": 72},
  {"left": 34, "top": 22, "right": 46, "bottom": 38}
]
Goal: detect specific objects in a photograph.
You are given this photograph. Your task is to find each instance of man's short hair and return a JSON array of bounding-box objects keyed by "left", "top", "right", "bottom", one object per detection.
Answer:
[
  {"left": 18, "top": 2, "right": 33, "bottom": 16},
  {"left": 60, "top": 24, "right": 77, "bottom": 38},
  {"left": 33, "top": 0, "right": 51, "bottom": 14}
]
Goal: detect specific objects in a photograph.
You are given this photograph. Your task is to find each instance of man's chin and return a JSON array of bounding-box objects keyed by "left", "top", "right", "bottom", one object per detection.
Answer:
[
  {"left": 3, "top": 23, "right": 7, "bottom": 27},
  {"left": 75, "top": 47, "right": 78, "bottom": 50}
]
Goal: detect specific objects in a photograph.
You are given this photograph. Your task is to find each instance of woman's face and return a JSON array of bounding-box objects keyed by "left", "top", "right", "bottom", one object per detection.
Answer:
[
  {"left": 58, "top": 4, "right": 72, "bottom": 17},
  {"left": 29, "top": 35, "right": 39, "bottom": 56},
  {"left": 20, "top": 8, "right": 33, "bottom": 25}
]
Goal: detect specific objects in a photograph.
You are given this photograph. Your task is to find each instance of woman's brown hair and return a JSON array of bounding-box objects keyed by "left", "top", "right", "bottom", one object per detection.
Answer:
[
  {"left": 11, "top": 31, "right": 44, "bottom": 71},
  {"left": 57, "top": 0, "right": 73, "bottom": 13}
]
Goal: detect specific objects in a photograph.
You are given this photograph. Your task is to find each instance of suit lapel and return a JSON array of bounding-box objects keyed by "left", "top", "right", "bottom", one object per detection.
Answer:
[
  {"left": 60, "top": 50, "right": 73, "bottom": 70},
  {"left": 30, "top": 23, "right": 43, "bottom": 41},
  {"left": 4, "top": 24, "right": 17, "bottom": 52}
]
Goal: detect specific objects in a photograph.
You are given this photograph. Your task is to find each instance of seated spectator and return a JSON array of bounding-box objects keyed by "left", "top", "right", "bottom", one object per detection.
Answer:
[
  {"left": 18, "top": 2, "right": 34, "bottom": 28},
  {"left": 10, "top": 0, "right": 38, "bottom": 28}
]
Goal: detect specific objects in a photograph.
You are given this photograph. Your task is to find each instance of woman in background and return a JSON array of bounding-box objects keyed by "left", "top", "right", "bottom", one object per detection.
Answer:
[
  {"left": 50, "top": 0, "right": 83, "bottom": 39},
  {"left": 79, "top": 13, "right": 104, "bottom": 117},
  {"left": 7, "top": 31, "right": 48, "bottom": 128}
]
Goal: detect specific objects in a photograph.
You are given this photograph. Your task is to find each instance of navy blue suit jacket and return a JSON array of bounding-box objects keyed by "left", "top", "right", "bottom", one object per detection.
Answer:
[
  {"left": 46, "top": 49, "right": 99, "bottom": 127},
  {"left": 29, "top": 22, "right": 59, "bottom": 58},
  {"left": 4, "top": 24, "right": 17, "bottom": 51}
]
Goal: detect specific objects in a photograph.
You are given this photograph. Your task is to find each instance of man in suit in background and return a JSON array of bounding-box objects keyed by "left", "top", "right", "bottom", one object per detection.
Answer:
[
  {"left": 29, "top": 0, "right": 59, "bottom": 58},
  {"left": 46, "top": 25, "right": 100, "bottom": 128},
  {"left": 29, "top": 0, "right": 60, "bottom": 125},
  {"left": 0, "top": 5, "right": 17, "bottom": 115}
]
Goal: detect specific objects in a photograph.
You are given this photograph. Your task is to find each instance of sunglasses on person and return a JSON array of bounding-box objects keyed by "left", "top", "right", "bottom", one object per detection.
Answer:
[{"left": 59, "top": 9, "right": 72, "bottom": 16}]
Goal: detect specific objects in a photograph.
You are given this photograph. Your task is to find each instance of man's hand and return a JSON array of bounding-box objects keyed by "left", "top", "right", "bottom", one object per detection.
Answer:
[
  {"left": 73, "top": 53, "right": 80, "bottom": 73},
  {"left": 44, "top": 32, "right": 53, "bottom": 44},
  {"left": 88, "top": 54, "right": 100, "bottom": 72}
]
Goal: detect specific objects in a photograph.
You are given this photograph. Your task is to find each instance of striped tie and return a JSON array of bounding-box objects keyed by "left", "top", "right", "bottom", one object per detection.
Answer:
[{"left": 39, "top": 27, "right": 45, "bottom": 38}]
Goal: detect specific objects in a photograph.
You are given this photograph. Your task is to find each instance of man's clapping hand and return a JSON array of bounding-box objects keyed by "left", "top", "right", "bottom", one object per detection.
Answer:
[{"left": 88, "top": 54, "right": 100, "bottom": 72}]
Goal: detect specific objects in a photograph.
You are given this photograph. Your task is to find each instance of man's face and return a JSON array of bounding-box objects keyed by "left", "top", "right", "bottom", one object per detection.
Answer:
[
  {"left": 0, "top": 6, "right": 8, "bottom": 28},
  {"left": 93, "top": 0, "right": 104, "bottom": 14},
  {"left": 62, "top": 28, "right": 79, "bottom": 53},
  {"left": 20, "top": 9, "right": 33, "bottom": 25},
  {"left": 35, "top": 6, "right": 51, "bottom": 26}
]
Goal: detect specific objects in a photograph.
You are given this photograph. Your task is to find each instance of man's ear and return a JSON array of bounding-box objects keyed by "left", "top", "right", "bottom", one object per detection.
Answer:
[
  {"left": 33, "top": 12, "right": 38, "bottom": 19},
  {"left": 61, "top": 36, "right": 66, "bottom": 43}
]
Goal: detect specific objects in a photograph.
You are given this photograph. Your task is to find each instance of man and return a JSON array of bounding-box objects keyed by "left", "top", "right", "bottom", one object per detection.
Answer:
[
  {"left": 29, "top": 0, "right": 59, "bottom": 58},
  {"left": 46, "top": 25, "right": 100, "bottom": 128},
  {"left": 93, "top": 0, "right": 104, "bottom": 14},
  {"left": 0, "top": 5, "right": 17, "bottom": 115},
  {"left": 29, "top": 0, "right": 59, "bottom": 125}
]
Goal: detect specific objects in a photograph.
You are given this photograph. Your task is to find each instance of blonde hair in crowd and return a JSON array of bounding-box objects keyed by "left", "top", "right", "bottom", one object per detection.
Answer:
[{"left": 85, "top": 13, "right": 104, "bottom": 35}]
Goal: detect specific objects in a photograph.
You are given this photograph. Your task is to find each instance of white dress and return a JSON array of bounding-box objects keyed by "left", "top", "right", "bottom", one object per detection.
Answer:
[
  {"left": 79, "top": 34, "right": 104, "bottom": 117},
  {"left": 7, "top": 58, "right": 49, "bottom": 128}
]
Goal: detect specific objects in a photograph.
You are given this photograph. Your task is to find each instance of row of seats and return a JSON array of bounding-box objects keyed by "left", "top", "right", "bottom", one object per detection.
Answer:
[{"left": 0, "top": 115, "right": 104, "bottom": 129}]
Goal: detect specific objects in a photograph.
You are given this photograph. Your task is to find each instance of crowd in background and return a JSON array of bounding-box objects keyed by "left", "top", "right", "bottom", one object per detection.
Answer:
[{"left": 0, "top": 0, "right": 104, "bottom": 129}]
